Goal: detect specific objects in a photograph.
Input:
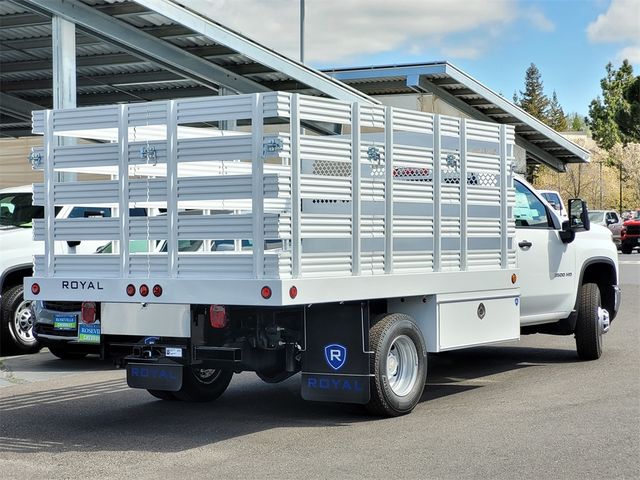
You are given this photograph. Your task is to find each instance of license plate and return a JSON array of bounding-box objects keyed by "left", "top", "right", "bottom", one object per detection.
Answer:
[
  {"left": 78, "top": 322, "right": 101, "bottom": 344},
  {"left": 54, "top": 314, "right": 77, "bottom": 331},
  {"left": 126, "top": 363, "right": 183, "bottom": 391}
]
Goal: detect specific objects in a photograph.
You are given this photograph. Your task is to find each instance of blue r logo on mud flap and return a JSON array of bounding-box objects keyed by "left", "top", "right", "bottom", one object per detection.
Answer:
[{"left": 324, "top": 344, "right": 347, "bottom": 371}]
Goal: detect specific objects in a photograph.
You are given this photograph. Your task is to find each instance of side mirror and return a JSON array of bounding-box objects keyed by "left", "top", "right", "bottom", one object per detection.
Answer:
[{"left": 560, "top": 198, "right": 590, "bottom": 243}]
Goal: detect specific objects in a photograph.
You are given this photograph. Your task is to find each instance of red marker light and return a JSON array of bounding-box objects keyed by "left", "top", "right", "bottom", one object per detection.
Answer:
[
  {"left": 81, "top": 302, "right": 96, "bottom": 324},
  {"left": 209, "top": 305, "right": 228, "bottom": 329},
  {"left": 261, "top": 286, "right": 272, "bottom": 299},
  {"left": 152, "top": 284, "right": 162, "bottom": 297},
  {"left": 126, "top": 284, "right": 136, "bottom": 296},
  {"left": 31, "top": 283, "right": 40, "bottom": 295},
  {"left": 289, "top": 286, "right": 298, "bottom": 299},
  {"left": 139, "top": 284, "right": 149, "bottom": 297}
]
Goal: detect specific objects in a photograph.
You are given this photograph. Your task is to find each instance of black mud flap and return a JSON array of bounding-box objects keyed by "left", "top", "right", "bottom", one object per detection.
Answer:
[
  {"left": 301, "top": 302, "right": 371, "bottom": 404},
  {"left": 126, "top": 361, "right": 183, "bottom": 392}
]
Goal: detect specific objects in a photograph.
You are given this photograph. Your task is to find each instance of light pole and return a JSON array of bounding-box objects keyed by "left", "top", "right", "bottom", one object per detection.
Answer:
[{"left": 300, "top": 0, "right": 305, "bottom": 63}]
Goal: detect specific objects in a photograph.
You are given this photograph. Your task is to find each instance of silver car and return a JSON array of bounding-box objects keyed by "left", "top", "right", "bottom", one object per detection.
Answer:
[{"left": 588, "top": 210, "right": 623, "bottom": 248}]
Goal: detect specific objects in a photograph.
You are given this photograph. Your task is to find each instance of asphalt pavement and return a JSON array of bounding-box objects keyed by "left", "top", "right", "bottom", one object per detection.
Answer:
[{"left": 0, "top": 258, "right": 638, "bottom": 480}]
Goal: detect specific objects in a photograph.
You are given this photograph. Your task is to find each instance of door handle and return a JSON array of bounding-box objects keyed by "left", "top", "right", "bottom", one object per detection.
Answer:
[{"left": 518, "top": 240, "right": 532, "bottom": 249}]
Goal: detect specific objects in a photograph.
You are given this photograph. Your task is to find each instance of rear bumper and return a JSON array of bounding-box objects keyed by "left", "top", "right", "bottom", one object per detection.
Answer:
[{"left": 32, "top": 303, "right": 100, "bottom": 352}]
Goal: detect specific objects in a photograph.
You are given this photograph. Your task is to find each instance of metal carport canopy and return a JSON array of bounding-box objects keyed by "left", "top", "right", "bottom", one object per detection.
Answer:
[
  {"left": 0, "top": 0, "right": 376, "bottom": 137},
  {"left": 327, "top": 62, "right": 590, "bottom": 172}
]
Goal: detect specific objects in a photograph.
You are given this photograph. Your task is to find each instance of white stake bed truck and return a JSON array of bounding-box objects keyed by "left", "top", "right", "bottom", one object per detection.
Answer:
[{"left": 24, "top": 92, "right": 620, "bottom": 416}]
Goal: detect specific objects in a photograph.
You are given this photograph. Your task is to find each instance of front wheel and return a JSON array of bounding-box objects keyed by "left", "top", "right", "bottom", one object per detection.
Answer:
[
  {"left": 575, "top": 283, "right": 607, "bottom": 360},
  {"left": 1, "top": 285, "right": 40, "bottom": 355},
  {"left": 366, "top": 313, "right": 427, "bottom": 417},
  {"left": 173, "top": 366, "right": 234, "bottom": 402},
  {"left": 621, "top": 245, "right": 633, "bottom": 254}
]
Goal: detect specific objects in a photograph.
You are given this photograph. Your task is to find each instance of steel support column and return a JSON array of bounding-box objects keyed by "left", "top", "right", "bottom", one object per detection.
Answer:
[{"left": 52, "top": 15, "right": 77, "bottom": 182}]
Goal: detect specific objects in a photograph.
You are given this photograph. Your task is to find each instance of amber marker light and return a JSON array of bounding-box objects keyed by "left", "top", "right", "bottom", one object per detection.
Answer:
[{"left": 511, "top": 273, "right": 517, "bottom": 284}]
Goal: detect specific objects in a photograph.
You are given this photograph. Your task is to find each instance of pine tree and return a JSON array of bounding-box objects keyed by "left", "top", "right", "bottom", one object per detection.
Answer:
[
  {"left": 548, "top": 91, "right": 568, "bottom": 131},
  {"left": 516, "top": 63, "right": 550, "bottom": 121},
  {"left": 570, "top": 113, "right": 585, "bottom": 131},
  {"left": 616, "top": 76, "right": 640, "bottom": 143},
  {"left": 587, "top": 60, "right": 635, "bottom": 150}
]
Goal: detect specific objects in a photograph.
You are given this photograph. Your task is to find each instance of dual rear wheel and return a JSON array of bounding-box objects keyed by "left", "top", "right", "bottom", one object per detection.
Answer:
[{"left": 366, "top": 313, "right": 428, "bottom": 417}]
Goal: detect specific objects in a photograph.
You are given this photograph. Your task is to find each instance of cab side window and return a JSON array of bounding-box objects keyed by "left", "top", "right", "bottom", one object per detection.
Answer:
[{"left": 514, "top": 181, "right": 552, "bottom": 228}]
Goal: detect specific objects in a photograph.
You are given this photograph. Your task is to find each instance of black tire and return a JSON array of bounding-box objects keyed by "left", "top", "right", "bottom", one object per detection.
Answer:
[
  {"left": 575, "top": 283, "right": 603, "bottom": 361},
  {"left": 621, "top": 245, "right": 633, "bottom": 254},
  {"left": 147, "top": 389, "right": 178, "bottom": 401},
  {"left": 366, "top": 313, "right": 427, "bottom": 417},
  {"left": 1, "top": 284, "right": 40, "bottom": 355},
  {"left": 173, "top": 366, "right": 233, "bottom": 402},
  {"left": 48, "top": 346, "right": 88, "bottom": 360}
]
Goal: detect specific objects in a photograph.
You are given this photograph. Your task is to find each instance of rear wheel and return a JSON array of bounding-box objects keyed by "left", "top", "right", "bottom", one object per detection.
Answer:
[
  {"left": 366, "top": 313, "right": 427, "bottom": 417},
  {"left": 621, "top": 244, "right": 633, "bottom": 254},
  {"left": 1, "top": 285, "right": 40, "bottom": 355},
  {"left": 48, "top": 346, "right": 88, "bottom": 360},
  {"left": 575, "top": 283, "right": 606, "bottom": 360},
  {"left": 173, "top": 366, "right": 233, "bottom": 402}
]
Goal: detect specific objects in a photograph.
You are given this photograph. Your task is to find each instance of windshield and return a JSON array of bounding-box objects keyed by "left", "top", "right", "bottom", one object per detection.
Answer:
[
  {"left": 540, "top": 192, "right": 561, "bottom": 208},
  {"left": 588, "top": 212, "right": 604, "bottom": 223},
  {"left": 0, "top": 192, "right": 43, "bottom": 228}
]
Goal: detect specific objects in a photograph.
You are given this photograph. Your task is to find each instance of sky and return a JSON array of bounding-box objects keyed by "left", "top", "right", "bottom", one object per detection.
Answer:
[{"left": 181, "top": 0, "right": 640, "bottom": 116}]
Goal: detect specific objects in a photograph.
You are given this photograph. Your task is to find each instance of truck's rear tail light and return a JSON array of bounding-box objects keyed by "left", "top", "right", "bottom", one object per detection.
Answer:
[
  {"left": 289, "top": 286, "right": 298, "bottom": 299},
  {"left": 209, "top": 305, "right": 228, "bottom": 329},
  {"left": 152, "top": 284, "right": 162, "bottom": 297},
  {"left": 81, "top": 302, "right": 96, "bottom": 324},
  {"left": 31, "top": 283, "right": 40, "bottom": 295},
  {"left": 261, "top": 286, "right": 272, "bottom": 299},
  {"left": 126, "top": 284, "right": 136, "bottom": 296},
  {"left": 139, "top": 284, "right": 149, "bottom": 297}
]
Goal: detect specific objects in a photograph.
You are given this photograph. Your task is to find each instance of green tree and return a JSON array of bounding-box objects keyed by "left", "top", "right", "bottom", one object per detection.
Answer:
[
  {"left": 569, "top": 113, "right": 585, "bottom": 131},
  {"left": 587, "top": 60, "right": 635, "bottom": 151},
  {"left": 548, "top": 91, "right": 568, "bottom": 131},
  {"left": 587, "top": 60, "right": 637, "bottom": 212},
  {"left": 616, "top": 76, "right": 640, "bottom": 143},
  {"left": 516, "top": 63, "right": 550, "bottom": 121}
]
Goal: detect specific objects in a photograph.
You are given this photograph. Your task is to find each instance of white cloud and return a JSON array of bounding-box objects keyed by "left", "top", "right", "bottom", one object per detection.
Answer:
[
  {"left": 587, "top": 0, "right": 640, "bottom": 65},
  {"left": 442, "top": 45, "right": 484, "bottom": 60},
  {"left": 525, "top": 6, "right": 555, "bottom": 32},
  {"left": 617, "top": 45, "right": 640, "bottom": 63},
  {"left": 176, "top": 0, "right": 517, "bottom": 64},
  {"left": 587, "top": 0, "right": 640, "bottom": 43}
]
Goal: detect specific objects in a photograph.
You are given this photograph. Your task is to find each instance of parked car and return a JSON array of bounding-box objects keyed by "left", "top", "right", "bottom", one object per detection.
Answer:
[
  {"left": 620, "top": 210, "right": 640, "bottom": 254},
  {"left": 588, "top": 210, "right": 624, "bottom": 248},
  {"left": 538, "top": 190, "right": 567, "bottom": 220}
]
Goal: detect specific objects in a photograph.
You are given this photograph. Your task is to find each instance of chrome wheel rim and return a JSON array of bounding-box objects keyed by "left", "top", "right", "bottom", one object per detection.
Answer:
[
  {"left": 193, "top": 368, "right": 222, "bottom": 385},
  {"left": 597, "top": 307, "right": 610, "bottom": 335},
  {"left": 386, "top": 335, "right": 419, "bottom": 397},
  {"left": 13, "top": 299, "right": 36, "bottom": 345}
]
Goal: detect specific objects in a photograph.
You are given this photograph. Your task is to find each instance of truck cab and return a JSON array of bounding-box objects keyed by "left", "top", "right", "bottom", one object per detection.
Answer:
[{"left": 514, "top": 178, "right": 620, "bottom": 351}]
